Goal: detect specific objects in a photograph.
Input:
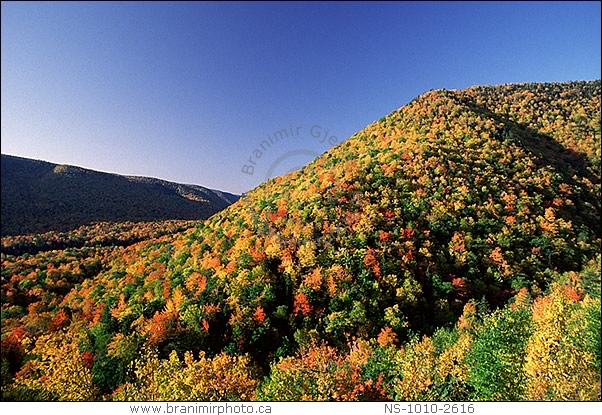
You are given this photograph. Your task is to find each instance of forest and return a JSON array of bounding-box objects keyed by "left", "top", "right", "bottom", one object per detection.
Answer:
[{"left": 1, "top": 80, "right": 600, "bottom": 401}]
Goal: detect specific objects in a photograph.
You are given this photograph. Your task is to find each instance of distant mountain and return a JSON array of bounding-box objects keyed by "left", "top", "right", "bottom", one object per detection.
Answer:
[{"left": 0, "top": 154, "right": 239, "bottom": 235}]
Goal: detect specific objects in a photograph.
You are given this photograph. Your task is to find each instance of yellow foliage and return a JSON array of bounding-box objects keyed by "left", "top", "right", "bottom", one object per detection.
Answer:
[
  {"left": 524, "top": 286, "right": 600, "bottom": 400},
  {"left": 115, "top": 349, "right": 258, "bottom": 401},
  {"left": 16, "top": 327, "right": 98, "bottom": 400},
  {"left": 436, "top": 332, "right": 472, "bottom": 384},
  {"left": 264, "top": 239, "right": 282, "bottom": 259},
  {"left": 165, "top": 286, "right": 185, "bottom": 313},
  {"left": 393, "top": 336, "right": 436, "bottom": 400},
  {"left": 110, "top": 293, "right": 131, "bottom": 320},
  {"left": 297, "top": 242, "right": 316, "bottom": 268}
]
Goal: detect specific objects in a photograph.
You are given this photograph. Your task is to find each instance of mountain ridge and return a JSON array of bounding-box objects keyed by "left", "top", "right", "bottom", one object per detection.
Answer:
[
  {"left": 0, "top": 154, "right": 239, "bottom": 236},
  {"left": 72, "top": 78, "right": 599, "bottom": 348}
]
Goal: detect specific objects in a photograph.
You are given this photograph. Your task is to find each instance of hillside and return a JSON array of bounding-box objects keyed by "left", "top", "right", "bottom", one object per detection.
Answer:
[
  {"left": 0, "top": 155, "right": 239, "bottom": 236},
  {"left": 1, "top": 80, "right": 600, "bottom": 401}
]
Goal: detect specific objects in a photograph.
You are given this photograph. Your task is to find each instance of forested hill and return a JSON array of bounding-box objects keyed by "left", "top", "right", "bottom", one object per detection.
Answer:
[
  {"left": 0, "top": 154, "right": 239, "bottom": 236},
  {"left": 2, "top": 80, "right": 600, "bottom": 401}
]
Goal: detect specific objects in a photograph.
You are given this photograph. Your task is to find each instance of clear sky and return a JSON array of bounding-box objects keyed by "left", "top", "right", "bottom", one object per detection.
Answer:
[{"left": 2, "top": 1, "right": 600, "bottom": 194}]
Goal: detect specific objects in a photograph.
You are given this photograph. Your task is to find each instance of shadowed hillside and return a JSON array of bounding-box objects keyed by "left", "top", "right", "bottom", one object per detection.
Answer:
[{"left": 0, "top": 155, "right": 239, "bottom": 236}]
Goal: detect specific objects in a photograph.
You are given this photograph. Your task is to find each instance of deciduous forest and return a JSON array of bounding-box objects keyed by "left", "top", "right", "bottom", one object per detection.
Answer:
[{"left": 1, "top": 81, "right": 600, "bottom": 401}]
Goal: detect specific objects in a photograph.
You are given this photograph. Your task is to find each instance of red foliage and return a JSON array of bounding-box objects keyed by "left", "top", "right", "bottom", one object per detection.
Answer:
[
  {"left": 148, "top": 311, "right": 177, "bottom": 345},
  {"left": 0, "top": 332, "right": 24, "bottom": 369},
  {"left": 402, "top": 227, "right": 415, "bottom": 239},
  {"left": 81, "top": 351, "right": 96, "bottom": 369},
  {"left": 451, "top": 277, "right": 469, "bottom": 299},
  {"left": 48, "top": 309, "right": 70, "bottom": 332},
  {"left": 294, "top": 292, "right": 312, "bottom": 316},
  {"left": 10, "top": 325, "right": 28, "bottom": 342},
  {"left": 364, "top": 248, "right": 381, "bottom": 279},
  {"left": 378, "top": 231, "right": 390, "bottom": 242}
]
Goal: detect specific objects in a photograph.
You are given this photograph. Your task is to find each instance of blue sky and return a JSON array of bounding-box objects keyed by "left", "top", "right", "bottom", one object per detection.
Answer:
[{"left": 2, "top": 1, "right": 600, "bottom": 194}]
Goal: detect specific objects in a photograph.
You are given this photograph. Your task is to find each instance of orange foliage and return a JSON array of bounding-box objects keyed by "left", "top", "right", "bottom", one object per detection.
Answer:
[
  {"left": 185, "top": 272, "right": 207, "bottom": 296},
  {"left": 378, "top": 231, "right": 390, "bottom": 242},
  {"left": 253, "top": 306, "right": 266, "bottom": 324},
  {"left": 363, "top": 248, "right": 381, "bottom": 279},
  {"left": 451, "top": 277, "right": 469, "bottom": 299},
  {"left": 304, "top": 267, "right": 323, "bottom": 291},
  {"left": 377, "top": 326, "right": 398, "bottom": 347},
  {"left": 147, "top": 311, "right": 178, "bottom": 345},
  {"left": 48, "top": 309, "right": 70, "bottom": 331},
  {"left": 294, "top": 292, "right": 312, "bottom": 316},
  {"left": 457, "top": 302, "right": 477, "bottom": 330}
]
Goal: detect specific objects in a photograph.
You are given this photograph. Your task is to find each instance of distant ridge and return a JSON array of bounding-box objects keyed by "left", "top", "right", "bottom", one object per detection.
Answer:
[{"left": 0, "top": 154, "right": 239, "bottom": 235}]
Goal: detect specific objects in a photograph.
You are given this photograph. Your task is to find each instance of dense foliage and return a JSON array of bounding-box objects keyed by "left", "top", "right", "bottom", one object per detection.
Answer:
[
  {"left": 1, "top": 81, "right": 600, "bottom": 401},
  {"left": 1, "top": 220, "right": 198, "bottom": 256}
]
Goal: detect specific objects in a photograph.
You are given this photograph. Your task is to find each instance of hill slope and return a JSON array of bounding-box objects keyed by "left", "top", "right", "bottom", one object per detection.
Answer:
[
  {"left": 2, "top": 80, "right": 600, "bottom": 401},
  {"left": 0, "top": 155, "right": 239, "bottom": 236}
]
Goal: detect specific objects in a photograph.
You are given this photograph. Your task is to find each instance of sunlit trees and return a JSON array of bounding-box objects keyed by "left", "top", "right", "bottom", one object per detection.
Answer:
[
  {"left": 258, "top": 340, "right": 391, "bottom": 401},
  {"left": 465, "top": 303, "right": 532, "bottom": 400},
  {"left": 524, "top": 281, "right": 601, "bottom": 400},
  {"left": 2, "top": 81, "right": 600, "bottom": 401},
  {"left": 114, "top": 349, "right": 258, "bottom": 401},
  {"left": 14, "top": 326, "right": 98, "bottom": 400}
]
